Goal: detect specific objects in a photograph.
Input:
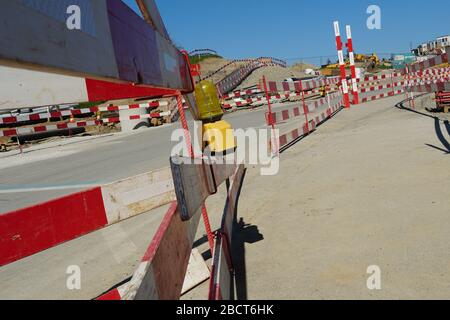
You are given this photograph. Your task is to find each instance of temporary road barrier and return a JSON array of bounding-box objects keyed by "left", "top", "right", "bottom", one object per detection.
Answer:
[
  {"left": 208, "top": 166, "right": 246, "bottom": 300},
  {"left": 0, "top": 101, "right": 169, "bottom": 126},
  {"left": 346, "top": 25, "right": 359, "bottom": 104},
  {"left": 360, "top": 89, "right": 405, "bottom": 103},
  {"left": 0, "top": 167, "right": 175, "bottom": 267},
  {"left": 97, "top": 160, "right": 245, "bottom": 300},
  {"left": 0, "top": 120, "right": 102, "bottom": 138},
  {"left": 333, "top": 21, "right": 350, "bottom": 108},
  {"left": 401, "top": 52, "right": 449, "bottom": 74},
  {"left": 276, "top": 98, "right": 342, "bottom": 150},
  {"left": 265, "top": 77, "right": 341, "bottom": 94}
]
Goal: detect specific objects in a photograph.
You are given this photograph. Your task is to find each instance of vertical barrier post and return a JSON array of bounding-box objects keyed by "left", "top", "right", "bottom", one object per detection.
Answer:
[
  {"left": 346, "top": 25, "right": 359, "bottom": 105},
  {"left": 390, "top": 70, "right": 396, "bottom": 96},
  {"left": 325, "top": 77, "right": 331, "bottom": 109},
  {"left": 176, "top": 93, "right": 215, "bottom": 253},
  {"left": 16, "top": 134, "right": 23, "bottom": 154},
  {"left": 262, "top": 76, "right": 279, "bottom": 155},
  {"left": 405, "top": 64, "right": 415, "bottom": 108},
  {"left": 403, "top": 65, "right": 410, "bottom": 104},
  {"left": 299, "top": 80, "right": 310, "bottom": 134},
  {"left": 334, "top": 21, "right": 351, "bottom": 109}
]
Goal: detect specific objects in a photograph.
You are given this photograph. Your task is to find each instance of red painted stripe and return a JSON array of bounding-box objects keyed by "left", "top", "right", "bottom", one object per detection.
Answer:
[
  {"left": 268, "top": 81, "right": 278, "bottom": 93},
  {"left": 142, "top": 202, "right": 178, "bottom": 262},
  {"left": 3, "top": 129, "right": 17, "bottom": 136},
  {"left": 0, "top": 188, "right": 107, "bottom": 266},
  {"left": 34, "top": 126, "right": 47, "bottom": 133},
  {"left": 96, "top": 288, "right": 122, "bottom": 300},
  {"left": 279, "top": 135, "right": 288, "bottom": 146},
  {"left": 85, "top": 79, "right": 179, "bottom": 102},
  {"left": 29, "top": 114, "right": 41, "bottom": 121}
]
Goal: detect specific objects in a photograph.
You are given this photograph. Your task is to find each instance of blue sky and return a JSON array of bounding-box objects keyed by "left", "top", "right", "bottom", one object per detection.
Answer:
[{"left": 124, "top": 0, "right": 450, "bottom": 64}]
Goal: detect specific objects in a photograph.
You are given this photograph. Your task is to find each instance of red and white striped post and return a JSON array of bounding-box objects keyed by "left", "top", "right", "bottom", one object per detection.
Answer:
[
  {"left": 262, "top": 76, "right": 279, "bottom": 155},
  {"left": 334, "top": 21, "right": 351, "bottom": 109},
  {"left": 346, "top": 25, "right": 359, "bottom": 105},
  {"left": 299, "top": 80, "right": 310, "bottom": 134}
]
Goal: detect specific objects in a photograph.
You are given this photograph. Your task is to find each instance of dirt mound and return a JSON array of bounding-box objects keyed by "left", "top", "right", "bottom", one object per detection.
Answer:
[
  {"left": 291, "top": 62, "right": 318, "bottom": 73},
  {"left": 197, "top": 57, "right": 248, "bottom": 84},
  {"left": 237, "top": 65, "right": 312, "bottom": 89}
]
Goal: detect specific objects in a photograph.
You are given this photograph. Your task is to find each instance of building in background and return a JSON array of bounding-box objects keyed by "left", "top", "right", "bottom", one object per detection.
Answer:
[{"left": 413, "top": 35, "right": 450, "bottom": 56}]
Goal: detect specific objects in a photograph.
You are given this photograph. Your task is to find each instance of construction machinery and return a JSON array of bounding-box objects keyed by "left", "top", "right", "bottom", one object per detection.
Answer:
[
  {"left": 320, "top": 62, "right": 347, "bottom": 76},
  {"left": 320, "top": 53, "right": 383, "bottom": 76},
  {"left": 355, "top": 53, "right": 380, "bottom": 71}
]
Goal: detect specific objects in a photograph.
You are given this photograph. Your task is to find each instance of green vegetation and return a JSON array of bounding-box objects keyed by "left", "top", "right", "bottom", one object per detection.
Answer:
[{"left": 189, "top": 54, "right": 222, "bottom": 65}]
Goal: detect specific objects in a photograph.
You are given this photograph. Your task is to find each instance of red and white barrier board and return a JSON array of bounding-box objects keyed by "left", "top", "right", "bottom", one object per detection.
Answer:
[
  {"left": 401, "top": 52, "right": 449, "bottom": 75},
  {"left": 0, "top": 168, "right": 175, "bottom": 267},
  {"left": 0, "top": 120, "right": 102, "bottom": 138},
  {"left": 0, "top": 111, "right": 171, "bottom": 138},
  {"left": 276, "top": 97, "right": 343, "bottom": 150},
  {"left": 265, "top": 76, "right": 340, "bottom": 94},
  {"left": 208, "top": 165, "right": 245, "bottom": 300},
  {"left": 267, "top": 92, "right": 342, "bottom": 125},
  {"left": 360, "top": 89, "right": 405, "bottom": 103},
  {"left": 0, "top": 101, "right": 168, "bottom": 125},
  {"left": 406, "top": 81, "right": 450, "bottom": 93},
  {"left": 98, "top": 165, "right": 246, "bottom": 300},
  {"left": 98, "top": 201, "right": 201, "bottom": 300}
]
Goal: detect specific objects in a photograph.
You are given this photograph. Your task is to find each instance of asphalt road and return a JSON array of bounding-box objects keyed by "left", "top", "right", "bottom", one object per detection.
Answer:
[{"left": 0, "top": 101, "right": 304, "bottom": 212}]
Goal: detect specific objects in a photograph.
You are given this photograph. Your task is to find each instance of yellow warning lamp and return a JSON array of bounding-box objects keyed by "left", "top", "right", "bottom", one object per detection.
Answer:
[
  {"left": 193, "top": 80, "right": 236, "bottom": 154},
  {"left": 319, "top": 85, "right": 327, "bottom": 98}
]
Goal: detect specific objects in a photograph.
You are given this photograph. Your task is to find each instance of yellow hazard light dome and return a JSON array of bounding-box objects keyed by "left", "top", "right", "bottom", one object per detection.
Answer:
[{"left": 194, "top": 80, "right": 224, "bottom": 122}]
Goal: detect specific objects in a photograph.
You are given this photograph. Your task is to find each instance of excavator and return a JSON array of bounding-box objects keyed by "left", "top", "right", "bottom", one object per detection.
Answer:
[
  {"left": 320, "top": 53, "right": 381, "bottom": 76},
  {"left": 355, "top": 53, "right": 381, "bottom": 71}
]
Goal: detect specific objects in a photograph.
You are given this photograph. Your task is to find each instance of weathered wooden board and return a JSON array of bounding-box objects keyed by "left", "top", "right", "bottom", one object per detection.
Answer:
[{"left": 0, "top": 0, "right": 193, "bottom": 110}]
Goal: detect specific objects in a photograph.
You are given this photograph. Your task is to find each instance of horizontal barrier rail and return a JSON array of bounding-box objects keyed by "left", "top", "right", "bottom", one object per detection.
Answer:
[
  {"left": 0, "top": 167, "right": 175, "bottom": 267},
  {"left": 401, "top": 52, "right": 449, "bottom": 74},
  {"left": 0, "top": 101, "right": 169, "bottom": 125},
  {"left": 0, "top": 112, "right": 171, "bottom": 138},
  {"left": 98, "top": 162, "right": 246, "bottom": 300},
  {"left": 277, "top": 101, "right": 342, "bottom": 150}
]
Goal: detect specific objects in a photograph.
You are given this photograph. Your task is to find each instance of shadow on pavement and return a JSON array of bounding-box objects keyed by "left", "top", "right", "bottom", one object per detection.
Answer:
[
  {"left": 395, "top": 100, "right": 450, "bottom": 155},
  {"left": 231, "top": 218, "right": 264, "bottom": 301}
]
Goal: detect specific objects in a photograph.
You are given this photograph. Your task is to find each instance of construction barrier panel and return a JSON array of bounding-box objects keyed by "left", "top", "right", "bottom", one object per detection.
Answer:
[
  {"left": 209, "top": 166, "right": 246, "bottom": 300},
  {"left": 0, "top": 100, "right": 172, "bottom": 138},
  {"left": 98, "top": 163, "right": 246, "bottom": 300},
  {"left": 0, "top": 167, "right": 175, "bottom": 267}
]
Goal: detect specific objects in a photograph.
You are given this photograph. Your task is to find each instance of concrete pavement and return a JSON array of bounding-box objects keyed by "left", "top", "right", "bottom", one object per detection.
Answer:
[{"left": 185, "top": 95, "right": 450, "bottom": 299}]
